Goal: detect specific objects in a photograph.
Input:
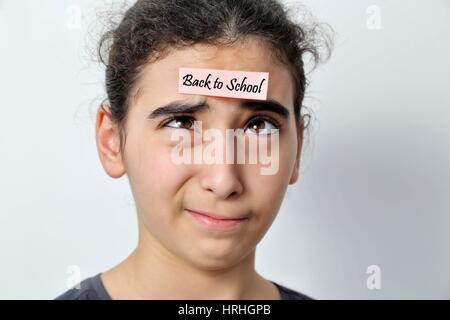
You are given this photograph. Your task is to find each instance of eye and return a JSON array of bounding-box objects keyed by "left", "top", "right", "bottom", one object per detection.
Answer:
[
  {"left": 162, "top": 116, "right": 196, "bottom": 130},
  {"left": 244, "top": 117, "right": 279, "bottom": 135}
]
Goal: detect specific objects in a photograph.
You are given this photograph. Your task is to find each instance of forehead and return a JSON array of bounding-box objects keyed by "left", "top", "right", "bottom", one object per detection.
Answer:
[{"left": 132, "top": 36, "right": 295, "bottom": 112}]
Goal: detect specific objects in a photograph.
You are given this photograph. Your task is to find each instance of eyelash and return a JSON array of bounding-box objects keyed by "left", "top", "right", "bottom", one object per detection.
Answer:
[
  {"left": 160, "top": 115, "right": 196, "bottom": 130},
  {"left": 160, "top": 114, "right": 281, "bottom": 133}
]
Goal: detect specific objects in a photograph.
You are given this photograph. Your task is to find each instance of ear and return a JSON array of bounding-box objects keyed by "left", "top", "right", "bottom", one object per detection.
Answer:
[
  {"left": 95, "top": 105, "right": 126, "bottom": 178},
  {"left": 289, "top": 117, "right": 305, "bottom": 185}
]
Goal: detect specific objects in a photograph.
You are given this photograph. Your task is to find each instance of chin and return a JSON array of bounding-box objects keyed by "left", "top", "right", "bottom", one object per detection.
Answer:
[{"left": 185, "top": 250, "right": 244, "bottom": 271}]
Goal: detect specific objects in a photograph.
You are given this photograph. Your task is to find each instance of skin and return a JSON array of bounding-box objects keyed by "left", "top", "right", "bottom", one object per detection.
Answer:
[{"left": 95, "top": 36, "right": 304, "bottom": 299}]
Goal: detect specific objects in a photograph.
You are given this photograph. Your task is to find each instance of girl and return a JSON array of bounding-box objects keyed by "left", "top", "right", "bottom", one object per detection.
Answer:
[{"left": 56, "top": 0, "right": 331, "bottom": 300}]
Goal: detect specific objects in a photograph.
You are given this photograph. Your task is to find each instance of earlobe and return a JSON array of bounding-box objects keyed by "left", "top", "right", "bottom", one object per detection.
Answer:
[
  {"left": 95, "top": 105, "right": 126, "bottom": 179},
  {"left": 288, "top": 151, "right": 300, "bottom": 185},
  {"left": 289, "top": 118, "right": 304, "bottom": 185}
]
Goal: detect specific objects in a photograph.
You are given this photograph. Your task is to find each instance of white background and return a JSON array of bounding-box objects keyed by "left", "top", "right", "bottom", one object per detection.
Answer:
[{"left": 0, "top": 0, "right": 449, "bottom": 299}]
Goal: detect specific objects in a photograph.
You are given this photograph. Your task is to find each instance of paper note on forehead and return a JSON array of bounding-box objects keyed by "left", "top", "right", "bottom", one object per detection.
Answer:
[{"left": 178, "top": 67, "right": 269, "bottom": 100}]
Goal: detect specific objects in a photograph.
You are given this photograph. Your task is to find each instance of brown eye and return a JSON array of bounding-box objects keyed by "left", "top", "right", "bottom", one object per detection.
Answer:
[
  {"left": 163, "top": 116, "right": 195, "bottom": 130},
  {"left": 245, "top": 118, "right": 278, "bottom": 135}
]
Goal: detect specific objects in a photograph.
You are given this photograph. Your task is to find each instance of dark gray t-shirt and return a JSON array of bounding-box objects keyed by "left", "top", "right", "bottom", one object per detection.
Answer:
[{"left": 55, "top": 273, "right": 313, "bottom": 300}]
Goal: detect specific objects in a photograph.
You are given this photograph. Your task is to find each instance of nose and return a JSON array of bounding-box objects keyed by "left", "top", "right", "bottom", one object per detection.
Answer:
[{"left": 199, "top": 163, "right": 244, "bottom": 200}]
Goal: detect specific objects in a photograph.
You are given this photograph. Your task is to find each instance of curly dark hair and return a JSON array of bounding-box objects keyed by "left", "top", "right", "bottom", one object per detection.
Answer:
[{"left": 97, "top": 0, "right": 333, "bottom": 151}]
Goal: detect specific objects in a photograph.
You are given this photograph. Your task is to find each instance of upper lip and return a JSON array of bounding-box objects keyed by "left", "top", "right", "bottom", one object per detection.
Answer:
[{"left": 185, "top": 209, "right": 248, "bottom": 220}]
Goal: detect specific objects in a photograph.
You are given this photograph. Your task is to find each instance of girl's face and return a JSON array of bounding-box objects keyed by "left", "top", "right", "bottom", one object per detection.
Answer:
[{"left": 97, "top": 36, "right": 303, "bottom": 270}]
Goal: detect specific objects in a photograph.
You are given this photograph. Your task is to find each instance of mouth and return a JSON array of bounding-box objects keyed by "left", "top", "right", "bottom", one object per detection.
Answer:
[{"left": 184, "top": 208, "right": 249, "bottom": 231}]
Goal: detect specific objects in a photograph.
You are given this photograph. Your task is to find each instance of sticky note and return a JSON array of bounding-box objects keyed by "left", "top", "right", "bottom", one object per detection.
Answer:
[{"left": 178, "top": 67, "right": 269, "bottom": 100}]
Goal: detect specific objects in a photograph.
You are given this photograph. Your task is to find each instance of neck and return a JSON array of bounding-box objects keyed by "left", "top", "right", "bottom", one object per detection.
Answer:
[{"left": 106, "top": 219, "right": 265, "bottom": 299}]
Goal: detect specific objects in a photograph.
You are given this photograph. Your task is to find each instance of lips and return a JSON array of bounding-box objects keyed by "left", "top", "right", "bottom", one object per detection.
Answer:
[
  {"left": 184, "top": 209, "right": 248, "bottom": 231},
  {"left": 185, "top": 209, "right": 247, "bottom": 220}
]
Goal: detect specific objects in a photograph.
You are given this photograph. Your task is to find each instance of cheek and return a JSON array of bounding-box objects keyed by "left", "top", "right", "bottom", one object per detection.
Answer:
[
  {"left": 246, "top": 169, "right": 289, "bottom": 219},
  {"left": 246, "top": 133, "right": 297, "bottom": 215},
  {"left": 125, "top": 136, "right": 194, "bottom": 220}
]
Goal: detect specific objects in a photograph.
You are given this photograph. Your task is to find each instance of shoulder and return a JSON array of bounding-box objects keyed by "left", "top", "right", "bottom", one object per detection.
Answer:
[
  {"left": 54, "top": 273, "right": 111, "bottom": 300},
  {"left": 271, "top": 281, "right": 314, "bottom": 300}
]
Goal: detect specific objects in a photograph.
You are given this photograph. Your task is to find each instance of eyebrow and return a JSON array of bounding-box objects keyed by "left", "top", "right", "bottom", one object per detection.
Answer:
[
  {"left": 241, "top": 100, "right": 290, "bottom": 118},
  {"left": 147, "top": 99, "right": 290, "bottom": 119}
]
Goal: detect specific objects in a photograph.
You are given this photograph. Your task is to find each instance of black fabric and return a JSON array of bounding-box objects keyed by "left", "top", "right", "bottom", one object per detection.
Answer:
[{"left": 55, "top": 273, "right": 313, "bottom": 300}]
